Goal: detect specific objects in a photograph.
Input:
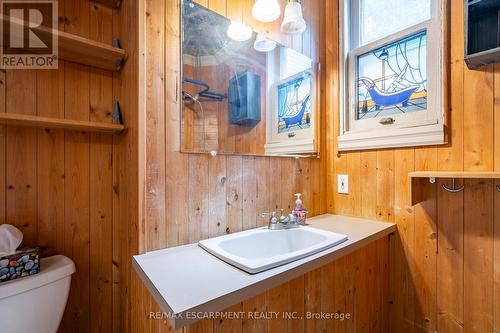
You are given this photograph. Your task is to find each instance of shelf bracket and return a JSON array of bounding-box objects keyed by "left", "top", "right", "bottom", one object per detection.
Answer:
[
  {"left": 442, "top": 178, "right": 465, "bottom": 193},
  {"left": 113, "top": 37, "right": 124, "bottom": 71},
  {"left": 112, "top": 100, "right": 124, "bottom": 125}
]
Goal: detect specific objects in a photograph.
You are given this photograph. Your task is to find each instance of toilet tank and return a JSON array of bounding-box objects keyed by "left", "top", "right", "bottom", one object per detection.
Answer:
[{"left": 0, "top": 255, "right": 75, "bottom": 333}]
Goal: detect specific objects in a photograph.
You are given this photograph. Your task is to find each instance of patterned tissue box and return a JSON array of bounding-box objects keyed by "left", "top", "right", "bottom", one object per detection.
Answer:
[{"left": 0, "top": 248, "right": 40, "bottom": 283}]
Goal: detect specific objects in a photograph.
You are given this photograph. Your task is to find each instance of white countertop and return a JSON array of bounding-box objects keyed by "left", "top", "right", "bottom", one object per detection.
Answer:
[{"left": 132, "top": 214, "right": 396, "bottom": 329}]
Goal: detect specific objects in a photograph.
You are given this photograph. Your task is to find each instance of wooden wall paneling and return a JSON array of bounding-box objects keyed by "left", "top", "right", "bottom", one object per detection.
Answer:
[
  {"left": 112, "top": 0, "right": 143, "bottom": 331},
  {"left": 215, "top": 304, "right": 243, "bottom": 333},
  {"left": 412, "top": 147, "right": 437, "bottom": 332},
  {"left": 188, "top": 154, "right": 210, "bottom": 242},
  {"left": 208, "top": 156, "right": 227, "bottom": 237},
  {"left": 208, "top": 0, "right": 225, "bottom": 15},
  {"left": 6, "top": 70, "right": 37, "bottom": 246},
  {"left": 352, "top": 242, "right": 370, "bottom": 331},
  {"left": 284, "top": 159, "right": 306, "bottom": 333},
  {"left": 324, "top": 0, "right": 339, "bottom": 214},
  {"left": 111, "top": 130, "right": 122, "bottom": 333},
  {"left": 112, "top": 3, "right": 125, "bottom": 332},
  {"left": 494, "top": 179, "right": 500, "bottom": 332},
  {"left": 165, "top": 0, "right": 189, "bottom": 248},
  {"left": 434, "top": 4, "right": 465, "bottom": 330},
  {"left": 288, "top": 276, "right": 305, "bottom": 333},
  {"left": 226, "top": 155, "right": 243, "bottom": 234},
  {"left": 346, "top": 152, "right": 361, "bottom": 216},
  {"left": 436, "top": 178, "right": 464, "bottom": 333},
  {"left": 242, "top": 156, "right": 257, "bottom": 231},
  {"left": 62, "top": 0, "right": 92, "bottom": 331},
  {"left": 194, "top": 0, "right": 208, "bottom": 7},
  {"left": 390, "top": 148, "right": 416, "bottom": 333},
  {"left": 464, "top": 179, "right": 494, "bottom": 332},
  {"left": 145, "top": 0, "right": 167, "bottom": 251},
  {"left": 377, "top": 236, "right": 390, "bottom": 333},
  {"left": 266, "top": 282, "right": 289, "bottom": 333},
  {"left": 279, "top": 158, "right": 295, "bottom": 212},
  {"left": 437, "top": 0, "right": 464, "bottom": 171},
  {"left": 36, "top": 69, "right": 65, "bottom": 254},
  {"left": 89, "top": 3, "right": 114, "bottom": 333},
  {"left": 63, "top": 60, "right": 91, "bottom": 332},
  {"left": 304, "top": 268, "right": 323, "bottom": 333},
  {"left": 242, "top": 293, "right": 267, "bottom": 333},
  {"left": 255, "top": 157, "right": 270, "bottom": 227},
  {"left": 360, "top": 151, "right": 377, "bottom": 219},
  {"left": 225, "top": 0, "right": 242, "bottom": 153},
  {"left": 296, "top": 159, "right": 313, "bottom": 214},
  {"left": 463, "top": 65, "right": 494, "bottom": 171},
  {"left": 376, "top": 150, "right": 395, "bottom": 222},
  {"left": 310, "top": 159, "right": 322, "bottom": 216}
]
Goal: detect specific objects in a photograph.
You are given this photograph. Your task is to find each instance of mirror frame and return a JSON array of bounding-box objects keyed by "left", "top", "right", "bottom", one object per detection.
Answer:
[{"left": 178, "top": 0, "right": 321, "bottom": 159}]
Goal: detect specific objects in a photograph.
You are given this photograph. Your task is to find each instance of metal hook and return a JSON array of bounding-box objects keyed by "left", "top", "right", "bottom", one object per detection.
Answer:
[
  {"left": 496, "top": 185, "right": 500, "bottom": 192},
  {"left": 442, "top": 178, "right": 465, "bottom": 193}
]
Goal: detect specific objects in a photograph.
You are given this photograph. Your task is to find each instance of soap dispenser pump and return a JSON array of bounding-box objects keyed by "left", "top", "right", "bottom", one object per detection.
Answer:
[{"left": 292, "top": 193, "right": 308, "bottom": 224}]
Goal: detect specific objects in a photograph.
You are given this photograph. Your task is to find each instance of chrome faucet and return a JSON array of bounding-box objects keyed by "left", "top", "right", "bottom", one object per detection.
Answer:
[{"left": 260, "top": 209, "right": 304, "bottom": 230}]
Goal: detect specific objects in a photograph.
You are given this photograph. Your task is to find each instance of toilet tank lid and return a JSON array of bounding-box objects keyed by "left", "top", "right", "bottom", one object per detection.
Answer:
[{"left": 0, "top": 255, "right": 75, "bottom": 300}]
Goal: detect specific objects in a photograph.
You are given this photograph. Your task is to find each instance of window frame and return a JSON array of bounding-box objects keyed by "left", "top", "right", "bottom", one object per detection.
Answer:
[
  {"left": 265, "top": 46, "right": 318, "bottom": 155},
  {"left": 338, "top": 0, "right": 445, "bottom": 151}
]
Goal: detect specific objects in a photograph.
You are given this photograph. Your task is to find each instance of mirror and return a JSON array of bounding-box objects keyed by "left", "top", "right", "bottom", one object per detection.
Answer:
[{"left": 181, "top": 1, "right": 318, "bottom": 157}]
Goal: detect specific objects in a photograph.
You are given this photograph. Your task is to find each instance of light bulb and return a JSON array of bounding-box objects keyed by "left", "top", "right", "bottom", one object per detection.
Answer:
[
  {"left": 227, "top": 21, "right": 253, "bottom": 42},
  {"left": 254, "top": 33, "right": 277, "bottom": 52},
  {"left": 252, "top": 0, "right": 281, "bottom": 23},
  {"left": 281, "top": 0, "right": 307, "bottom": 35}
]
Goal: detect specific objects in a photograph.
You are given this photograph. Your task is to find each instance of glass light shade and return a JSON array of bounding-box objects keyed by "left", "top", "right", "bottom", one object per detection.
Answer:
[
  {"left": 227, "top": 21, "right": 253, "bottom": 42},
  {"left": 280, "top": 1, "right": 307, "bottom": 34},
  {"left": 254, "top": 33, "right": 277, "bottom": 52},
  {"left": 252, "top": 0, "right": 281, "bottom": 23}
]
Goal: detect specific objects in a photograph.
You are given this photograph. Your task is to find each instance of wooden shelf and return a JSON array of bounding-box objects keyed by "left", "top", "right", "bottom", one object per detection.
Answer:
[
  {"left": 409, "top": 171, "right": 500, "bottom": 205},
  {"left": 0, "top": 113, "right": 125, "bottom": 134},
  {"left": 1, "top": 15, "right": 126, "bottom": 72},
  {"left": 409, "top": 171, "right": 500, "bottom": 179}
]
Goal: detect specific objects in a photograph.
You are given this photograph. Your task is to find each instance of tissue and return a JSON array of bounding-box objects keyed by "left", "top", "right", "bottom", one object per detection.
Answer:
[{"left": 0, "top": 224, "right": 23, "bottom": 257}]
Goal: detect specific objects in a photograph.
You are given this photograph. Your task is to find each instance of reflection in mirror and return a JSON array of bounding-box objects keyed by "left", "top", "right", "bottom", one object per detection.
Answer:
[{"left": 181, "top": 1, "right": 318, "bottom": 157}]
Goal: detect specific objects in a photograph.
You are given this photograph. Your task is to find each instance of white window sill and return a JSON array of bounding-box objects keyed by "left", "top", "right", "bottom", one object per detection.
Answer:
[{"left": 338, "top": 123, "right": 444, "bottom": 151}]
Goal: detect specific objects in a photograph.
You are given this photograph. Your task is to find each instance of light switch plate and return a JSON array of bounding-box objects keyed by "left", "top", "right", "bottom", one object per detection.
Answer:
[{"left": 338, "top": 174, "right": 349, "bottom": 194}]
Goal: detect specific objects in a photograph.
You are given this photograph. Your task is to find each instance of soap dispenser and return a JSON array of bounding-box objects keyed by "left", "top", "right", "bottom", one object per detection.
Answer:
[{"left": 292, "top": 193, "right": 308, "bottom": 224}]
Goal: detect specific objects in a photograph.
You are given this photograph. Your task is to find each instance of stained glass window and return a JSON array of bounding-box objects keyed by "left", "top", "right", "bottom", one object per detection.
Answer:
[
  {"left": 277, "top": 73, "right": 312, "bottom": 133},
  {"left": 360, "top": 0, "right": 431, "bottom": 45},
  {"left": 356, "top": 31, "right": 427, "bottom": 120}
]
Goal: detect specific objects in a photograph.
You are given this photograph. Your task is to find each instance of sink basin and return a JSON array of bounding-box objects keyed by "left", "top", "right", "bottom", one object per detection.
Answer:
[{"left": 198, "top": 226, "right": 348, "bottom": 274}]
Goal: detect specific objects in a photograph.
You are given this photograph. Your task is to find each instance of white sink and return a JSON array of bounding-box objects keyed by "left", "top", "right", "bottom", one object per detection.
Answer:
[{"left": 198, "top": 226, "right": 348, "bottom": 274}]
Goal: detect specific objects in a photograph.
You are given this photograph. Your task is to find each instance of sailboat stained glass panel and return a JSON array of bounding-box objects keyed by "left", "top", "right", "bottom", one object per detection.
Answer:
[
  {"left": 356, "top": 31, "right": 427, "bottom": 120},
  {"left": 277, "top": 72, "right": 312, "bottom": 133}
]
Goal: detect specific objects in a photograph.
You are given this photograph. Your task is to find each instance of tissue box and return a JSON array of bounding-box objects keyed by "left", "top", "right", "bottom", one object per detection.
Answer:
[{"left": 0, "top": 247, "right": 40, "bottom": 283}]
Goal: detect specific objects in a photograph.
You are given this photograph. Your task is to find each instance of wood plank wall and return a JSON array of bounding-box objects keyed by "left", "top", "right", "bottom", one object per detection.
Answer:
[
  {"left": 325, "top": 1, "right": 500, "bottom": 332},
  {"left": 0, "top": 0, "right": 140, "bottom": 332},
  {"left": 138, "top": 0, "right": 391, "bottom": 332}
]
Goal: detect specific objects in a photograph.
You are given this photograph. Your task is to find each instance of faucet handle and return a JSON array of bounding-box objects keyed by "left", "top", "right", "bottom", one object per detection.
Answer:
[{"left": 260, "top": 211, "right": 278, "bottom": 224}]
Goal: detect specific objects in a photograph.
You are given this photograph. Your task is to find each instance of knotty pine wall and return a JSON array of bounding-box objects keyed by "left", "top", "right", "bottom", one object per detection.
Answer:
[
  {"left": 0, "top": 1, "right": 141, "bottom": 333},
  {"left": 138, "top": 0, "right": 391, "bottom": 332},
  {"left": 325, "top": 1, "right": 500, "bottom": 333}
]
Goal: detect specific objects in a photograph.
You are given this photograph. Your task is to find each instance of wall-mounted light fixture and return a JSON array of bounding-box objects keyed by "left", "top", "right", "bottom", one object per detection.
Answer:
[
  {"left": 281, "top": 0, "right": 306, "bottom": 35},
  {"left": 227, "top": 21, "right": 253, "bottom": 42},
  {"left": 254, "top": 33, "right": 277, "bottom": 52},
  {"left": 252, "top": 0, "right": 281, "bottom": 23}
]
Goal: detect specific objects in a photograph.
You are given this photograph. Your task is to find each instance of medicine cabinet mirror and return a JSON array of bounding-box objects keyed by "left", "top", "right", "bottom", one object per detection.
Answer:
[{"left": 180, "top": 1, "right": 319, "bottom": 157}]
